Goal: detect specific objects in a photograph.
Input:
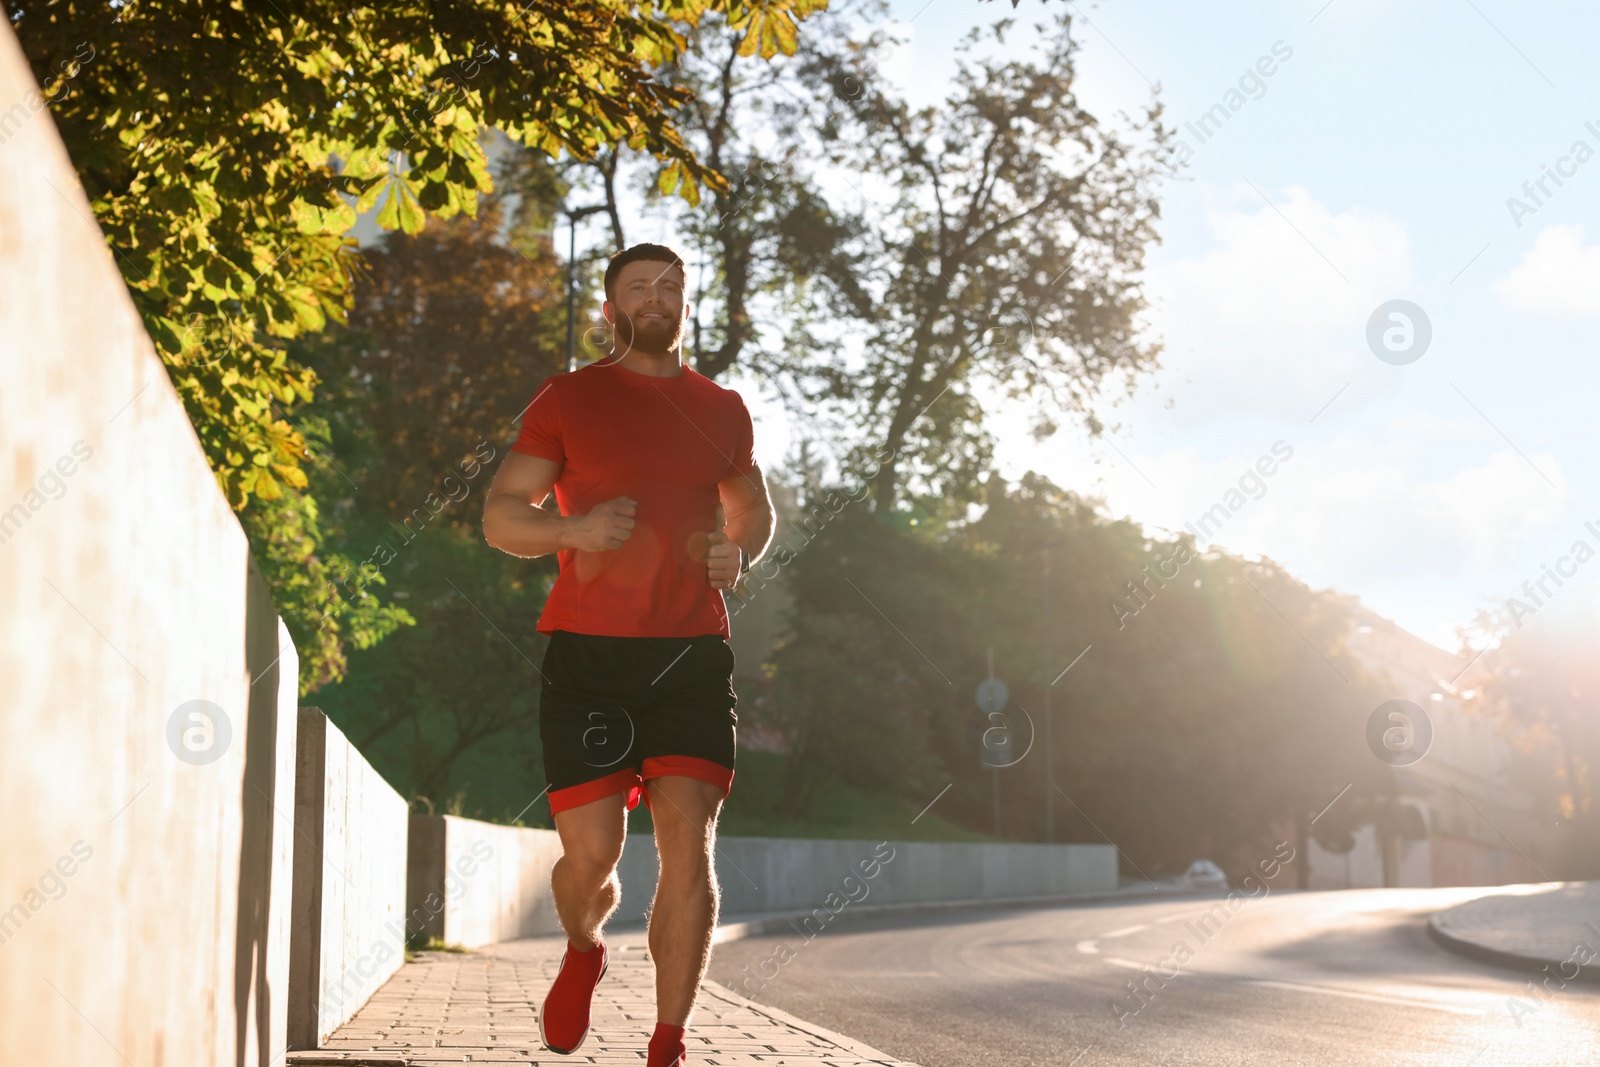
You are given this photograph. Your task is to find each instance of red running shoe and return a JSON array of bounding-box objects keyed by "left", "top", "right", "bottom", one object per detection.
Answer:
[
  {"left": 539, "top": 939, "right": 608, "bottom": 1054},
  {"left": 648, "top": 1021, "right": 687, "bottom": 1066}
]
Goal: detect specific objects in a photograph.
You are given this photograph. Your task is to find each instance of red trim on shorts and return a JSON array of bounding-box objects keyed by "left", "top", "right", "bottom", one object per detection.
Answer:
[
  {"left": 641, "top": 755, "right": 735, "bottom": 796},
  {"left": 549, "top": 758, "right": 735, "bottom": 816},
  {"left": 548, "top": 768, "right": 645, "bottom": 815}
]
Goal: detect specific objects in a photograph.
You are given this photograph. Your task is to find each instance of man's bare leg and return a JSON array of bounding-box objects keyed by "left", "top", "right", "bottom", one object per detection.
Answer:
[
  {"left": 644, "top": 775, "right": 724, "bottom": 1025},
  {"left": 551, "top": 791, "right": 629, "bottom": 949}
]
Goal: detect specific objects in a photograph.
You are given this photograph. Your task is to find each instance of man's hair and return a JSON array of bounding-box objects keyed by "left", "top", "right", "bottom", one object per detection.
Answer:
[{"left": 603, "top": 243, "right": 686, "bottom": 301}]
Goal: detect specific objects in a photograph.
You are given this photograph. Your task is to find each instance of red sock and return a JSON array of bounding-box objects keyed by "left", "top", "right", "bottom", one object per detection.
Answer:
[
  {"left": 539, "top": 939, "right": 607, "bottom": 1054},
  {"left": 648, "top": 1021, "right": 687, "bottom": 1067}
]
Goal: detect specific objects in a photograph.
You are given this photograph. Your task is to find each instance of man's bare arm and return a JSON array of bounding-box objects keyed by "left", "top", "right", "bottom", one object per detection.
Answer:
[
  {"left": 482, "top": 451, "right": 636, "bottom": 558},
  {"left": 705, "top": 465, "right": 775, "bottom": 590}
]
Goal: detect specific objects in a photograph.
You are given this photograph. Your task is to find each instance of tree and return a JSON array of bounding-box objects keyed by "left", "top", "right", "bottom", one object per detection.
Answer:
[
  {"left": 290, "top": 156, "right": 568, "bottom": 792},
  {"left": 299, "top": 162, "right": 567, "bottom": 526},
  {"left": 651, "top": 5, "right": 880, "bottom": 382},
  {"left": 777, "top": 12, "right": 1172, "bottom": 513},
  {"left": 755, "top": 471, "right": 1389, "bottom": 872},
  {"left": 308, "top": 519, "right": 551, "bottom": 813},
  {"left": 759, "top": 504, "right": 974, "bottom": 816},
  {"left": 546, "top": 3, "right": 880, "bottom": 386},
  {"left": 1468, "top": 607, "right": 1600, "bottom": 878},
  {"left": 10, "top": 0, "right": 826, "bottom": 689}
]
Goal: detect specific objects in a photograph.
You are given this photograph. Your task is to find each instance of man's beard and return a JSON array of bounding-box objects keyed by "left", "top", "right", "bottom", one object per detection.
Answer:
[{"left": 615, "top": 311, "right": 682, "bottom": 356}]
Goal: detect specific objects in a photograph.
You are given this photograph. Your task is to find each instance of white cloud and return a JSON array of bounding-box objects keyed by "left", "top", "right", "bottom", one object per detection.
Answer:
[
  {"left": 1144, "top": 184, "right": 1414, "bottom": 424},
  {"left": 999, "top": 412, "right": 1573, "bottom": 645},
  {"left": 1117, "top": 428, "right": 1568, "bottom": 579},
  {"left": 1492, "top": 224, "right": 1600, "bottom": 318}
]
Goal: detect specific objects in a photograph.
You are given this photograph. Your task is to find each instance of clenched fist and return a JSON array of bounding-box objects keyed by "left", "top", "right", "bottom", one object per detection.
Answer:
[
  {"left": 565, "top": 496, "right": 636, "bottom": 552},
  {"left": 705, "top": 530, "right": 741, "bottom": 590}
]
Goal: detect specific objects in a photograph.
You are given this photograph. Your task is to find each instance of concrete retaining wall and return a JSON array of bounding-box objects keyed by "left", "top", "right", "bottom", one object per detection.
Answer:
[
  {"left": 0, "top": 18, "right": 303, "bottom": 1067},
  {"left": 288, "top": 710, "right": 410, "bottom": 1049},
  {"left": 617, "top": 835, "right": 1120, "bottom": 923},
  {"left": 405, "top": 813, "right": 1119, "bottom": 944},
  {"left": 407, "top": 816, "right": 566, "bottom": 947}
]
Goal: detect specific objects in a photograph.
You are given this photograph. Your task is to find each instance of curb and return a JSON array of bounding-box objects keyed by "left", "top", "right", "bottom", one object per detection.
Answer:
[
  {"left": 1427, "top": 910, "right": 1600, "bottom": 985},
  {"left": 699, "top": 976, "right": 922, "bottom": 1066}
]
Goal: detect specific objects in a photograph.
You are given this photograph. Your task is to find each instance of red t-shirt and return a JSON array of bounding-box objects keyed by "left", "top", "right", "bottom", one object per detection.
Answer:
[{"left": 511, "top": 359, "right": 757, "bottom": 638}]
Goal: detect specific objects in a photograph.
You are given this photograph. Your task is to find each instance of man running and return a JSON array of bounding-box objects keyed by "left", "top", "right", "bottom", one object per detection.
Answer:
[{"left": 482, "top": 243, "right": 773, "bottom": 1067}]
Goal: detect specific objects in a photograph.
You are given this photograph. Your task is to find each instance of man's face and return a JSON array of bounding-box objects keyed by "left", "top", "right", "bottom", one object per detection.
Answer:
[{"left": 605, "top": 259, "right": 688, "bottom": 357}]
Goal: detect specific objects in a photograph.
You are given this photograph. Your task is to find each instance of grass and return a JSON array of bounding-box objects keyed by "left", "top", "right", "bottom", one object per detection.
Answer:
[{"left": 406, "top": 937, "right": 471, "bottom": 957}]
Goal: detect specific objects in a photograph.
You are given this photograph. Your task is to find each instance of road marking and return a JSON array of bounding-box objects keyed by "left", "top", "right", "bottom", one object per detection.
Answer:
[
  {"left": 1082, "top": 915, "right": 1195, "bottom": 952},
  {"left": 1252, "top": 979, "right": 1484, "bottom": 1016},
  {"left": 1100, "top": 958, "right": 1484, "bottom": 1016},
  {"left": 1100, "top": 924, "right": 1151, "bottom": 938}
]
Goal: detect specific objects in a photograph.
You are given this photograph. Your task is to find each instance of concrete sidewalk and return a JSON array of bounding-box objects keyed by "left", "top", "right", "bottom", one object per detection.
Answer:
[
  {"left": 1429, "top": 881, "right": 1600, "bottom": 983},
  {"left": 286, "top": 930, "right": 922, "bottom": 1066}
]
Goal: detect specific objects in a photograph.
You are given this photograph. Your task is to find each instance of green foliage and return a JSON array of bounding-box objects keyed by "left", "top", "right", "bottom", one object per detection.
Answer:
[
  {"left": 293, "top": 170, "right": 568, "bottom": 786},
  {"left": 756, "top": 474, "right": 1392, "bottom": 876},
  {"left": 12, "top": 0, "right": 824, "bottom": 690},
  {"left": 308, "top": 519, "right": 549, "bottom": 807},
  {"left": 239, "top": 436, "right": 415, "bottom": 692}
]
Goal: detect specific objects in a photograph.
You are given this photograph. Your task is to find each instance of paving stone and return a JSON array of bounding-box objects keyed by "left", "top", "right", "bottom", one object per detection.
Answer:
[{"left": 299, "top": 933, "right": 919, "bottom": 1066}]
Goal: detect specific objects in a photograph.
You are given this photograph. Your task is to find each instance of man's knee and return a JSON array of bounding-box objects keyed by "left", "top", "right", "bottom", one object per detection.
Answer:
[
  {"left": 646, "top": 777, "right": 722, "bottom": 879},
  {"left": 557, "top": 829, "right": 625, "bottom": 884},
  {"left": 569, "top": 833, "right": 624, "bottom": 870},
  {"left": 553, "top": 792, "right": 628, "bottom": 879},
  {"left": 657, "top": 838, "right": 715, "bottom": 881},
  {"left": 654, "top": 824, "right": 716, "bottom": 887}
]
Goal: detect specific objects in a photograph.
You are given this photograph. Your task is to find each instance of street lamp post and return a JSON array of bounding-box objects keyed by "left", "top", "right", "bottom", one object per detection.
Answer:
[{"left": 1043, "top": 544, "right": 1054, "bottom": 844}]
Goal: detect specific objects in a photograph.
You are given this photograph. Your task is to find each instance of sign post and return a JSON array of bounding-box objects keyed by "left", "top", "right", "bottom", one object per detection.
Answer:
[{"left": 976, "top": 649, "right": 1009, "bottom": 836}]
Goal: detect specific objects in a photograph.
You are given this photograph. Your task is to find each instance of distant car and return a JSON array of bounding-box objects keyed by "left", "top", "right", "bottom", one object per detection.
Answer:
[{"left": 1180, "top": 860, "right": 1228, "bottom": 891}]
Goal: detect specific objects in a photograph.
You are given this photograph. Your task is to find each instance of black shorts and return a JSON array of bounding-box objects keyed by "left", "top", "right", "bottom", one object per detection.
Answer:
[{"left": 539, "top": 630, "right": 738, "bottom": 815}]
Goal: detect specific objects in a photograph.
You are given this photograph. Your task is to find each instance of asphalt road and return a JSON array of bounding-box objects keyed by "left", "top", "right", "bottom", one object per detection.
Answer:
[{"left": 703, "top": 886, "right": 1600, "bottom": 1066}]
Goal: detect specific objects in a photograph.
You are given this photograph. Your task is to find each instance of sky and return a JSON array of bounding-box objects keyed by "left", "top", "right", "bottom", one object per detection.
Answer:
[
  {"left": 504, "top": 0, "right": 1600, "bottom": 652},
  {"left": 809, "top": 0, "right": 1600, "bottom": 652}
]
